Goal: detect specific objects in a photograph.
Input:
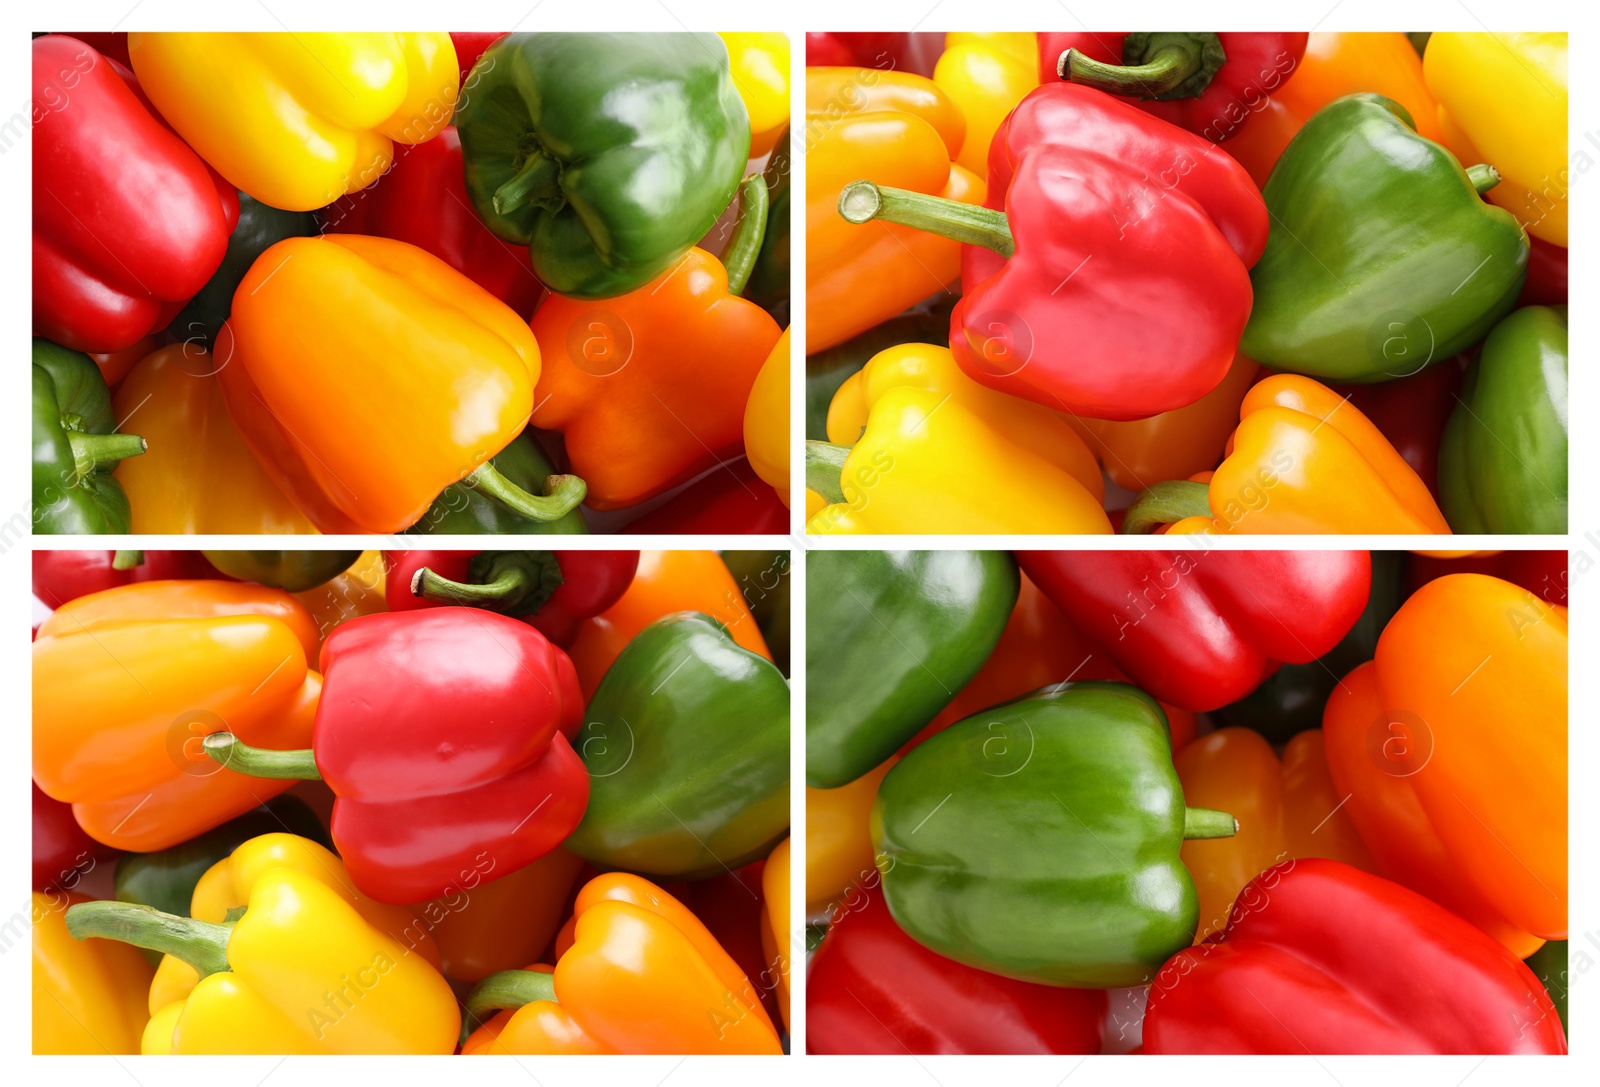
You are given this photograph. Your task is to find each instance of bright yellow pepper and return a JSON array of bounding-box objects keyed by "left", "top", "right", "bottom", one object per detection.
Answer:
[
  {"left": 933, "top": 33, "right": 1040, "bottom": 177},
  {"left": 1424, "top": 32, "right": 1568, "bottom": 245},
  {"left": 127, "top": 33, "right": 458, "bottom": 212},
  {"left": 805, "top": 759, "right": 894, "bottom": 913},
  {"left": 760, "top": 838, "right": 791, "bottom": 1031},
  {"left": 744, "top": 327, "right": 791, "bottom": 506},
  {"left": 33, "top": 891, "right": 154, "bottom": 1054},
  {"left": 807, "top": 343, "right": 1110, "bottom": 534},
  {"left": 719, "top": 33, "right": 791, "bottom": 157}
]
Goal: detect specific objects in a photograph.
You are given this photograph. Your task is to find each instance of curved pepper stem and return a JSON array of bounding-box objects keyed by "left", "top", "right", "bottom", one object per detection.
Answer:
[
  {"left": 723, "top": 174, "right": 770, "bottom": 298},
  {"left": 1467, "top": 163, "right": 1501, "bottom": 195},
  {"left": 805, "top": 441, "right": 851, "bottom": 505},
  {"left": 66, "top": 900, "right": 233, "bottom": 980},
  {"left": 1183, "top": 807, "right": 1239, "bottom": 839},
  {"left": 202, "top": 732, "right": 322, "bottom": 781},
  {"left": 460, "top": 968, "right": 559, "bottom": 1046},
  {"left": 493, "top": 150, "right": 564, "bottom": 217},
  {"left": 67, "top": 432, "right": 146, "bottom": 478},
  {"left": 468, "top": 462, "right": 587, "bottom": 523},
  {"left": 112, "top": 549, "right": 144, "bottom": 571},
  {"left": 1058, "top": 32, "right": 1227, "bottom": 100},
  {"left": 411, "top": 551, "right": 564, "bottom": 617},
  {"left": 838, "top": 181, "right": 1016, "bottom": 259},
  {"left": 1121, "top": 480, "right": 1213, "bottom": 535}
]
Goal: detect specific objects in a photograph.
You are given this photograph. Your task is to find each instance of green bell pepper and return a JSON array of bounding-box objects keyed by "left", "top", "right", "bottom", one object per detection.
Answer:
[
  {"left": 174, "top": 192, "right": 318, "bottom": 348},
  {"left": 807, "top": 550, "right": 1018, "bottom": 789},
  {"left": 201, "top": 551, "right": 361, "bottom": 592},
  {"left": 566, "top": 612, "right": 789, "bottom": 878},
  {"left": 805, "top": 311, "right": 951, "bottom": 442},
  {"left": 1524, "top": 940, "right": 1568, "bottom": 1035},
  {"left": 873, "top": 681, "right": 1235, "bottom": 988},
  {"left": 456, "top": 32, "right": 750, "bottom": 299},
  {"left": 32, "top": 338, "right": 146, "bottom": 535},
  {"left": 1439, "top": 305, "right": 1568, "bottom": 534},
  {"left": 744, "top": 126, "right": 790, "bottom": 325},
  {"left": 720, "top": 550, "right": 791, "bottom": 677},
  {"left": 1241, "top": 93, "right": 1528, "bottom": 381},
  {"left": 406, "top": 430, "right": 589, "bottom": 534}
]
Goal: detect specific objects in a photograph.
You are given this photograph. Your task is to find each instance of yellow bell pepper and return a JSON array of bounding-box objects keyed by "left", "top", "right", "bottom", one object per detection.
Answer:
[
  {"left": 806, "top": 759, "right": 895, "bottom": 913},
  {"left": 744, "top": 327, "right": 791, "bottom": 506},
  {"left": 760, "top": 839, "right": 791, "bottom": 1031},
  {"left": 933, "top": 33, "right": 1040, "bottom": 177},
  {"left": 127, "top": 33, "right": 458, "bottom": 211},
  {"left": 719, "top": 33, "right": 791, "bottom": 157},
  {"left": 1424, "top": 32, "right": 1568, "bottom": 245},
  {"left": 33, "top": 891, "right": 154, "bottom": 1054},
  {"left": 807, "top": 343, "right": 1111, "bottom": 534}
]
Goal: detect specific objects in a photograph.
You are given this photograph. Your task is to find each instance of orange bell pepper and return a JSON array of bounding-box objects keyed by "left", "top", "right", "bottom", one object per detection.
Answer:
[
  {"left": 1324, "top": 573, "right": 1566, "bottom": 944},
  {"left": 568, "top": 550, "right": 771, "bottom": 698},
  {"left": 419, "top": 848, "right": 583, "bottom": 984},
  {"left": 805, "top": 67, "right": 984, "bottom": 353},
  {"left": 32, "top": 581, "right": 322, "bottom": 851},
  {"left": 112, "top": 344, "right": 317, "bottom": 534},
  {"left": 291, "top": 549, "right": 388, "bottom": 641},
  {"left": 759, "top": 838, "right": 791, "bottom": 1031},
  {"left": 33, "top": 890, "right": 154, "bottom": 1054},
  {"left": 1176, "top": 727, "right": 1376, "bottom": 940}
]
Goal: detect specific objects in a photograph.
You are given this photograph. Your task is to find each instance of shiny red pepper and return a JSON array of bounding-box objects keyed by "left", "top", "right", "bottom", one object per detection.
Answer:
[
  {"left": 32, "top": 780, "right": 116, "bottom": 893},
  {"left": 805, "top": 32, "right": 913, "bottom": 69},
  {"left": 1016, "top": 550, "right": 1371, "bottom": 712},
  {"left": 450, "top": 32, "right": 507, "bottom": 85},
  {"left": 384, "top": 550, "right": 638, "bottom": 647},
  {"left": 30, "top": 550, "right": 228, "bottom": 608},
  {"left": 33, "top": 36, "right": 237, "bottom": 353},
  {"left": 617, "top": 460, "right": 789, "bottom": 534},
  {"left": 1333, "top": 357, "right": 1467, "bottom": 504}
]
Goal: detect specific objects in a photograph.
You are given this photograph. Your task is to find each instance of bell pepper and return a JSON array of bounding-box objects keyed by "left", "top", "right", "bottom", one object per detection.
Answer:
[
  {"left": 111, "top": 344, "right": 317, "bottom": 534},
  {"left": 677, "top": 861, "right": 782, "bottom": 1026},
  {"left": 33, "top": 781, "right": 117, "bottom": 894},
  {"left": 529, "top": 177, "right": 782, "bottom": 509},
  {"left": 1325, "top": 572, "right": 1566, "bottom": 941},
  {"left": 407, "top": 430, "right": 588, "bottom": 535},
  {"left": 31, "top": 550, "right": 226, "bottom": 608},
  {"left": 1124, "top": 374, "right": 1453, "bottom": 534},
  {"left": 805, "top": 67, "right": 982, "bottom": 353},
  {"left": 89, "top": 334, "right": 161, "bottom": 389},
  {"left": 1439, "top": 305, "right": 1568, "bottom": 533},
  {"left": 934, "top": 33, "right": 1039, "bottom": 177},
  {"left": 421, "top": 848, "right": 584, "bottom": 984},
  {"left": 807, "top": 33, "right": 913, "bottom": 69},
  {"left": 876, "top": 681, "right": 1235, "bottom": 986},
  {"left": 1406, "top": 549, "right": 1567, "bottom": 606},
  {"left": 292, "top": 549, "right": 390, "bottom": 640},
  {"left": 1520, "top": 234, "right": 1567, "bottom": 306},
  {"left": 33, "top": 891, "right": 154, "bottom": 1054},
  {"left": 616, "top": 458, "right": 789, "bottom": 534},
  {"left": 807, "top": 760, "right": 896, "bottom": 914},
  {"left": 174, "top": 193, "right": 318, "bottom": 349},
  {"left": 1425, "top": 33, "right": 1567, "bottom": 245},
  {"left": 457, "top": 33, "right": 749, "bottom": 298},
  {"left": 719, "top": 549, "right": 791, "bottom": 676},
  {"left": 1143, "top": 859, "right": 1566, "bottom": 1054},
  {"left": 204, "top": 608, "right": 587, "bottom": 904},
  {"left": 128, "top": 32, "right": 457, "bottom": 212},
  {"left": 450, "top": 32, "right": 505, "bottom": 84},
  {"left": 809, "top": 882, "right": 1105, "bottom": 1054},
  {"left": 1333, "top": 356, "right": 1466, "bottom": 504},
  {"left": 843, "top": 82, "right": 1268, "bottom": 419},
  {"left": 65, "top": 31, "right": 130, "bottom": 68},
  {"left": 1241, "top": 94, "right": 1528, "bottom": 380},
  {"left": 67, "top": 834, "right": 458, "bottom": 1054},
  {"left": 745, "top": 328, "right": 791, "bottom": 507},
  {"left": 202, "top": 551, "right": 360, "bottom": 593},
  {"left": 805, "top": 310, "right": 948, "bottom": 441},
  {"left": 387, "top": 549, "right": 638, "bottom": 646},
  {"left": 805, "top": 344, "right": 1110, "bottom": 534},
  {"left": 719, "top": 33, "right": 789, "bottom": 157},
  {"left": 1525, "top": 941, "right": 1569, "bottom": 1036},
  {"left": 217, "top": 234, "right": 582, "bottom": 533},
  {"left": 759, "top": 839, "right": 791, "bottom": 1031},
  {"left": 321, "top": 126, "right": 545, "bottom": 317},
  {"left": 807, "top": 549, "right": 1018, "bottom": 788},
  {"left": 745, "top": 128, "right": 791, "bottom": 322},
  {"left": 461, "top": 873, "right": 781, "bottom": 1054},
  {"left": 33, "top": 339, "right": 146, "bottom": 535},
  {"left": 32, "top": 580, "right": 322, "bottom": 851},
  {"left": 33, "top": 36, "right": 237, "bottom": 353},
  {"left": 1017, "top": 550, "right": 1371, "bottom": 713},
  {"left": 566, "top": 613, "right": 789, "bottom": 878}
]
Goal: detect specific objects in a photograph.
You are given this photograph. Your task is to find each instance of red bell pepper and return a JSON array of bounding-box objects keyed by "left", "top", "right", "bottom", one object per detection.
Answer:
[
  {"left": 1407, "top": 551, "right": 1568, "bottom": 607},
  {"left": 809, "top": 885, "right": 1105, "bottom": 1054},
  {"left": 450, "top": 32, "right": 508, "bottom": 86},
  {"left": 1518, "top": 234, "right": 1568, "bottom": 308},
  {"left": 386, "top": 550, "right": 638, "bottom": 647},
  {"left": 321, "top": 126, "right": 545, "bottom": 317},
  {"left": 1016, "top": 550, "right": 1370, "bottom": 712},
  {"left": 33, "top": 36, "right": 237, "bottom": 353},
  {"left": 805, "top": 32, "right": 913, "bottom": 70},
  {"left": 617, "top": 459, "right": 789, "bottom": 534},
  {"left": 31, "top": 550, "right": 228, "bottom": 608},
  {"left": 1144, "top": 859, "right": 1567, "bottom": 1054},
  {"left": 1333, "top": 356, "right": 1467, "bottom": 504},
  {"left": 1040, "top": 33, "right": 1309, "bottom": 143},
  {"left": 32, "top": 780, "right": 117, "bottom": 893}
]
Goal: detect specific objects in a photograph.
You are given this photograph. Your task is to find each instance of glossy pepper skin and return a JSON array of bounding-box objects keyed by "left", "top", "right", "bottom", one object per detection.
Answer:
[
  {"left": 567, "top": 613, "right": 790, "bottom": 878},
  {"left": 809, "top": 883, "right": 1105, "bottom": 1054},
  {"left": 173, "top": 193, "right": 317, "bottom": 349},
  {"left": 1241, "top": 94, "right": 1528, "bottom": 381},
  {"left": 1017, "top": 550, "right": 1370, "bottom": 713},
  {"left": 128, "top": 32, "right": 458, "bottom": 212},
  {"left": 1334, "top": 356, "right": 1466, "bottom": 503},
  {"left": 421, "top": 849, "right": 583, "bottom": 984},
  {"left": 759, "top": 841, "right": 791, "bottom": 1030},
  {"left": 807, "top": 32, "right": 913, "bottom": 69},
  {"left": 875, "top": 682, "right": 1233, "bottom": 987},
  {"left": 745, "top": 328, "right": 791, "bottom": 507},
  {"left": 33, "top": 339, "right": 146, "bottom": 534},
  {"left": 805, "top": 311, "right": 948, "bottom": 441},
  {"left": 1439, "top": 305, "right": 1568, "bottom": 533},
  {"left": 1144, "top": 860, "right": 1566, "bottom": 1054},
  {"left": 807, "top": 550, "right": 1018, "bottom": 788},
  {"left": 33, "top": 36, "right": 236, "bottom": 353},
  {"left": 32, "top": 580, "right": 322, "bottom": 851},
  {"left": 457, "top": 33, "right": 749, "bottom": 298},
  {"left": 407, "top": 431, "right": 588, "bottom": 535},
  {"left": 30, "top": 550, "right": 226, "bottom": 608},
  {"left": 616, "top": 459, "right": 789, "bottom": 534},
  {"left": 33, "top": 892, "right": 153, "bottom": 1054},
  {"left": 935, "top": 33, "right": 1039, "bottom": 177},
  {"left": 202, "top": 551, "right": 360, "bottom": 593},
  {"left": 806, "top": 761, "right": 896, "bottom": 915},
  {"left": 718, "top": 33, "right": 789, "bottom": 157},
  {"left": 33, "top": 782, "right": 117, "bottom": 894}
]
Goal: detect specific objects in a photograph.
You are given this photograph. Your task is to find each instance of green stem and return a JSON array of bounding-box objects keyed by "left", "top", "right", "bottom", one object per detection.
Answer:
[
  {"left": 202, "top": 732, "right": 321, "bottom": 781},
  {"left": 1468, "top": 164, "right": 1501, "bottom": 195},
  {"left": 413, "top": 566, "right": 530, "bottom": 607},
  {"left": 1184, "top": 807, "right": 1239, "bottom": 840},
  {"left": 67, "top": 432, "right": 145, "bottom": 477},
  {"left": 1060, "top": 44, "right": 1197, "bottom": 96},
  {"left": 66, "top": 900, "right": 233, "bottom": 979},
  {"left": 838, "top": 181, "right": 1015, "bottom": 259},
  {"left": 723, "top": 174, "right": 770, "bottom": 298},
  {"left": 461, "top": 969, "right": 558, "bottom": 1046},
  {"left": 493, "top": 151, "right": 563, "bottom": 216},
  {"left": 805, "top": 441, "right": 851, "bottom": 505},
  {"left": 1121, "top": 480, "right": 1212, "bottom": 535},
  {"left": 112, "top": 550, "right": 144, "bottom": 571},
  {"left": 469, "top": 462, "right": 586, "bottom": 523}
]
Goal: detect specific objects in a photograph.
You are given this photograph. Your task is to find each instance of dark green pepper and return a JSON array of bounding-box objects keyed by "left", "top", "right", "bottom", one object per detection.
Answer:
[
  {"left": 33, "top": 338, "right": 146, "bottom": 534},
  {"left": 1241, "top": 93, "right": 1528, "bottom": 381},
  {"left": 1439, "top": 305, "right": 1568, "bottom": 533},
  {"left": 1524, "top": 940, "right": 1568, "bottom": 1035},
  {"left": 874, "top": 681, "right": 1235, "bottom": 988},
  {"left": 720, "top": 550, "right": 791, "bottom": 677},
  {"left": 406, "top": 431, "right": 588, "bottom": 534},
  {"left": 456, "top": 33, "right": 750, "bottom": 299},
  {"left": 807, "top": 550, "right": 1018, "bottom": 789},
  {"left": 567, "top": 613, "right": 789, "bottom": 878},
  {"left": 202, "top": 551, "right": 361, "bottom": 592},
  {"left": 805, "top": 311, "right": 951, "bottom": 441},
  {"left": 175, "top": 192, "right": 318, "bottom": 348},
  {"left": 744, "top": 126, "right": 790, "bottom": 325}
]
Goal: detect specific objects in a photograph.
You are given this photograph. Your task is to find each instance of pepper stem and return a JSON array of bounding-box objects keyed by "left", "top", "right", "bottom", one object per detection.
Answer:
[
  {"left": 1061, "top": 45, "right": 1195, "bottom": 96},
  {"left": 1183, "top": 807, "right": 1238, "bottom": 840},
  {"left": 1122, "top": 480, "right": 1213, "bottom": 535},
  {"left": 468, "top": 462, "right": 586, "bottom": 523},
  {"left": 112, "top": 550, "right": 144, "bottom": 571},
  {"left": 202, "top": 732, "right": 321, "bottom": 781},
  {"left": 838, "top": 181, "right": 1015, "bottom": 259},
  {"left": 493, "top": 151, "right": 563, "bottom": 216},
  {"left": 1467, "top": 164, "right": 1501, "bottom": 195},
  {"left": 67, "top": 432, "right": 145, "bottom": 478},
  {"left": 461, "top": 969, "right": 559, "bottom": 1045},
  {"left": 413, "top": 566, "right": 530, "bottom": 607},
  {"left": 410, "top": 550, "right": 563, "bottom": 617},
  {"left": 66, "top": 900, "right": 233, "bottom": 979},
  {"left": 805, "top": 441, "right": 851, "bottom": 505},
  {"left": 723, "top": 174, "right": 770, "bottom": 298}
]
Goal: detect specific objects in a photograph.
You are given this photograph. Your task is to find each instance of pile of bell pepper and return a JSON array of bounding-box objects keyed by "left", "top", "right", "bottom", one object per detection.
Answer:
[
  {"left": 806, "top": 548, "right": 1568, "bottom": 1054},
  {"left": 32, "top": 31, "right": 791, "bottom": 535},
  {"left": 32, "top": 548, "right": 792, "bottom": 1055},
  {"left": 804, "top": 32, "right": 1567, "bottom": 534}
]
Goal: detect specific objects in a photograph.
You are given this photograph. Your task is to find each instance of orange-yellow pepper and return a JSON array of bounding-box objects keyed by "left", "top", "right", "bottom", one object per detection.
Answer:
[
  {"left": 420, "top": 848, "right": 584, "bottom": 984},
  {"left": 292, "top": 549, "right": 388, "bottom": 640},
  {"left": 933, "top": 33, "right": 1040, "bottom": 177},
  {"left": 760, "top": 838, "right": 791, "bottom": 1031},
  {"left": 33, "top": 581, "right": 322, "bottom": 851},
  {"left": 744, "top": 327, "right": 792, "bottom": 507},
  {"left": 806, "top": 759, "right": 896, "bottom": 915},
  {"left": 719, "top": 33, "right": 791, "bottom": 157},
  {"left": 33, "top": 891, "right": 154, "bottom": 1054}
]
